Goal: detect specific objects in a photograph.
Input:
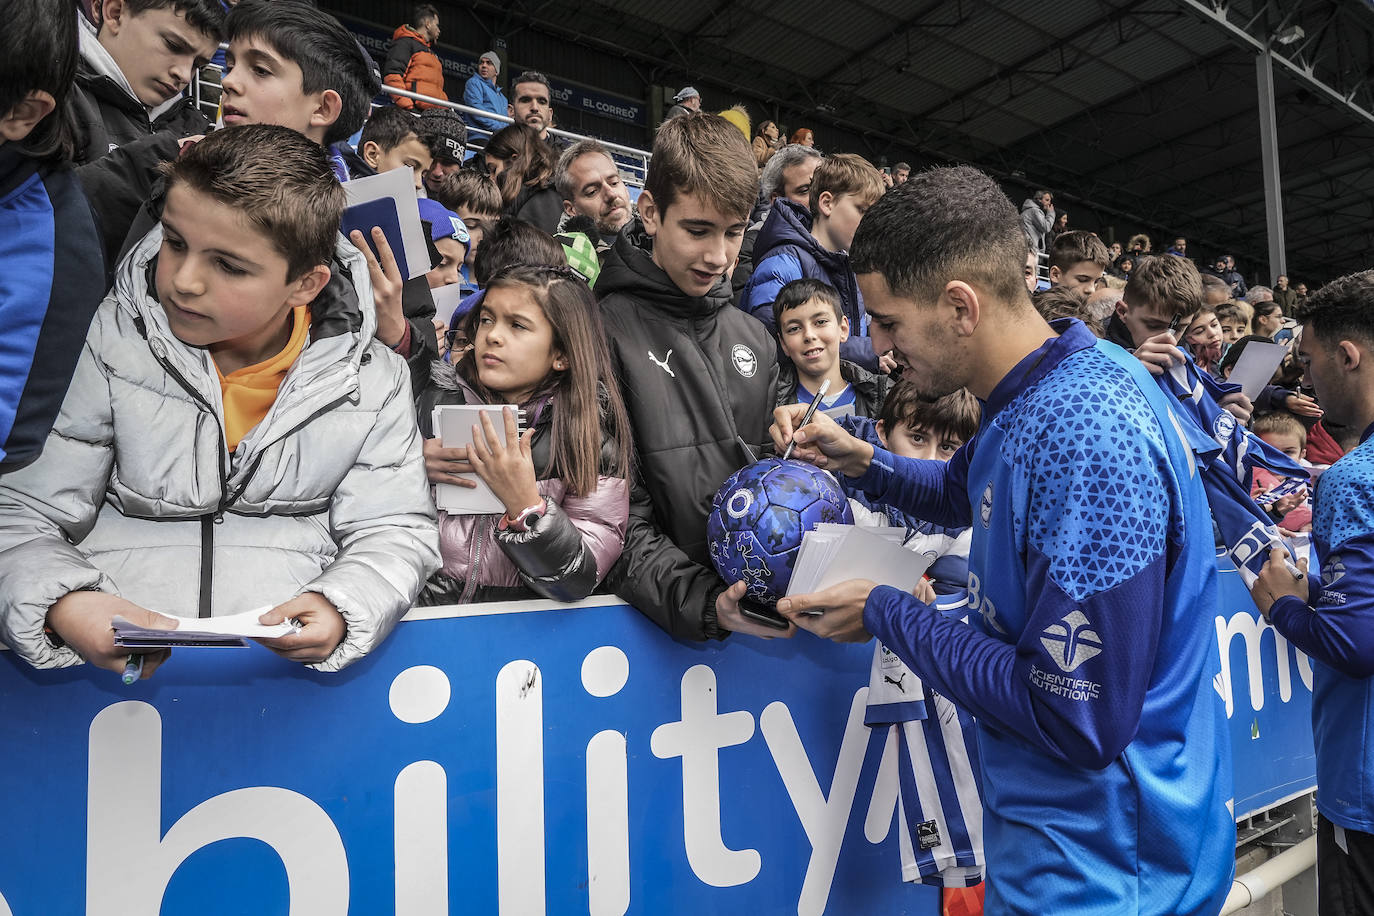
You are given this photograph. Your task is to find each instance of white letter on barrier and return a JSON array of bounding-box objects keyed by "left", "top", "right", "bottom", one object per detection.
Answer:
[
  {"left": 87, "top": 701, "right": 349, "bottom": 916},
  {"left": 760, "top": 690, "right": 870, "bottom": 916},
  {"left": 395, "top": 762, "right": 448, "bottom": 915},
  {"left": 1215, "top": 612, "right": 1294, "bottom": 717},
  {"left": 582, "top": 647, "right": 630, "bottom": 916},
  {"left": 390, "top": 665, "right": 452, "bottom": 915},
  {"left": 650, "top": 664, "right": 759, "bottom": 887},
  {"left": 863, "top": 726, "right": 899, "bottom": 844},
  {"left": 496, "top": 661, "right": 545, "bottom": 914}
]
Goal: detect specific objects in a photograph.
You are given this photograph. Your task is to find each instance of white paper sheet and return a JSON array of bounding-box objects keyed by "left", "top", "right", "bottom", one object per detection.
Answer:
[
  {"left": 1228, "top": 340, "right": 1288, "bottom": 401},
  {"left": 341, "top": 166, "right": 431, "bottom": 280}
]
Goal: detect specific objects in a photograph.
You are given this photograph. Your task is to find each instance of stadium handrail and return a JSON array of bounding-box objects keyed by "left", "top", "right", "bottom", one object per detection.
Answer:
[{"left": 191, "top": 63, "right": 653, "bottom": 187}]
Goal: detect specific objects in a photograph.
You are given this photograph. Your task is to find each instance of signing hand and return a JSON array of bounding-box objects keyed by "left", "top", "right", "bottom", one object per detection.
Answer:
[
  {"left": 776, "top": 578, "right": 879, "bottom": 642},
  {"left": 467, "top": 407, "right": 541, "bottom": 516},
  {"left": 257, "top": 592, "right": 347, "bottom": 664},
  {"left": 45, "top": 591, "right": 175, "bottom": 678},
  {"left": 1248, "top": 547, "right": 1310, "bottom": 621},
  {"left": 770, "top": 403, "right": 874, "bottom": 477},
  {"left": 349, "top": 227, "right": 407, "bottom": 348},
  {"left": 1133, "top": 331, "right": 1185, "bottom": 376}
]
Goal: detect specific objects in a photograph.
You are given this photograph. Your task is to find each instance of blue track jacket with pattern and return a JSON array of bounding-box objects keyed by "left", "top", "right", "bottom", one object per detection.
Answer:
[{"left": 852, "top": 319, "right": 1235, "bottom": 916}]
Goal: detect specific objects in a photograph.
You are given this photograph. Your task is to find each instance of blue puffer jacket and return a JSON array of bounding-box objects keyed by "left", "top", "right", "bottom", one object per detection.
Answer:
[
  {"left": 463, "top": 74, "right": 508, "bottom": 133},
  {"left": 738, "top": 199, "right": 876, "bottom": 370}
]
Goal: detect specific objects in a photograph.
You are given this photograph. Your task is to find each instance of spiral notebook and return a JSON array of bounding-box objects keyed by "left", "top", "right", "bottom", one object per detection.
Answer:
[{"left": 432, "top": 404, "right": 525, "bottom": 515}]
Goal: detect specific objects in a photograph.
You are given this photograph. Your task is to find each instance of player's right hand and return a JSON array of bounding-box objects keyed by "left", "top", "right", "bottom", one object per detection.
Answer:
[{"left": 770, "top": 404, "right": 873, "bottom": 478}]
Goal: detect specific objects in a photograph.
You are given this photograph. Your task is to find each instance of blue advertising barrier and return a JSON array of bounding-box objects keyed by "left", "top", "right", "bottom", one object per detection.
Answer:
[
  {"left": 1215, "top": 553, "right": 1319, "bottom": 818},
  {"left": 0, "top": 560, "right": 1315, "bottom": 915},
  {"left": 0, "top": 598, "right": 931, "bottom": 916}
]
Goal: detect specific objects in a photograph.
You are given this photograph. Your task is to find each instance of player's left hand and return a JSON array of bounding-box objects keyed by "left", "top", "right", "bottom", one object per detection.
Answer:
[
  {"left": 257, "top": 593, "right": 347, "bottom": 664},
  {"left": 1248, "top": 547, "right": 1310, "bottom": 620},
  {"left": 776, "top": 578, "right": 879, "bottom": 642}
]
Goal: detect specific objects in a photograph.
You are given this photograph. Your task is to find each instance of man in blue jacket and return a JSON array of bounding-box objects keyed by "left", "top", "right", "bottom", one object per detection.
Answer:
[
  {"left": 771, "top": 166, "right": 1235, "bottom": 915},
  {"left": 1251, "top": 269, "right": 1374, "bottom": 915},
  {"left": 463, "top": 50, "right": 507, "bottom": 135}
]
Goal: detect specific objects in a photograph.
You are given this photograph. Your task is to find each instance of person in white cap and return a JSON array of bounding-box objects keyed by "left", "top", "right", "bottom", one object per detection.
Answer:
[
  {"left": 463, "top": 49, "right": 508, "bottom": 133},
  {"left": 666, "top": 86, "right": 701, "bottom": 119}
]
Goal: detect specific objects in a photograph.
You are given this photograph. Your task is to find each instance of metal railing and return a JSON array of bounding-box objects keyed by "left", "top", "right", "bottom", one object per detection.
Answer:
[{"left": 191, "top": 62, "right": 653, "bottom": 187}]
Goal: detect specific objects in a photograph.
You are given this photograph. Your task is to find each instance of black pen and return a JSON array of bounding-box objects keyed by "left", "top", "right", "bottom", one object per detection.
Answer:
[{"left": 782, "top": 379, "right": 830, "bottom": 461}]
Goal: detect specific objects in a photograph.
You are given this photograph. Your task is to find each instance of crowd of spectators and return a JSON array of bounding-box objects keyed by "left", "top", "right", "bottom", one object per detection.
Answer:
[{"left": 5, "top": 0, "right": 1373, "bottom": 910}]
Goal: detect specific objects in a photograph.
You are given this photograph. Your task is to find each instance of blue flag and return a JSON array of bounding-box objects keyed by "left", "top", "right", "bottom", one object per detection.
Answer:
[{"left": 1156, "top": 356, "right": 1307, "bottom": 585}]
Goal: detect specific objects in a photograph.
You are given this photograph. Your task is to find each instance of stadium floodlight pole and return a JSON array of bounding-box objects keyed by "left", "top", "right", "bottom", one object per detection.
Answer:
[{"left": 1256, "top": 49, "right": 1287, "bottom": 283}]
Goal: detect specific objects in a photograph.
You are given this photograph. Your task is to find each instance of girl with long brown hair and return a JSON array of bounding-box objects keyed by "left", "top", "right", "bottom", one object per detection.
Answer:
[{"left": 417, "top": 263, "right": 633, "bottom": 604}]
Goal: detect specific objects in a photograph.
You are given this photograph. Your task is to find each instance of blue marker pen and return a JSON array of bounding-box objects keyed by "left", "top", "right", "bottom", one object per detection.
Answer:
[{"left": 121, "top": 654, "right": 144, "bottom": 686}]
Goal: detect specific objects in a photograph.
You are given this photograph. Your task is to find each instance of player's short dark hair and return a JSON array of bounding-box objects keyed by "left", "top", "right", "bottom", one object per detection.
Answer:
[
  {"left": 1297, "top": 270, "right": 1374, "bottom": 344},
  {"left": 0, "top": 0, "right": 79, "bottom": 161},
  {"left": 226, "top": 0, "right": 379, "bottom": 145},
  {"left": 851, "top": 165, "right": 1028, "bottom": 309},
  {"left": 879, "top": 382, "right": 981, "bottom": 446},
  {"left": 1048, "top": 230, "right": 1111, "bottom": 272},
  {"left": 359, "top": 105, "right": 421, "bottom": 151},
  {"left": 120, "top": 0, "right": 225, "bottom": 41},
  {"left": 772, "top": 278, "right": 843, "bottom": 328}
]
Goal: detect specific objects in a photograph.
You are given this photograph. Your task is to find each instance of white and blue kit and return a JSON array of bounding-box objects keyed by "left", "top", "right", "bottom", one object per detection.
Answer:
[
  {"left": 1269, "top": 425, "right": 1374, "bottom": 833},
  {"left": 850, "top": 320, "right": 1235, "bottom": 915}
]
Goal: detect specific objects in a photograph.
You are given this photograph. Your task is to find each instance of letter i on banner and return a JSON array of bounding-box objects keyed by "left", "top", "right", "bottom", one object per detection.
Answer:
[
  {"left": 497, "top": 661, "right": 546, "bottom": 914},
  {"left": 391, "top": 665, "right": 454, "bottom": 916},
  {"left": 583, "top": 647, "right": 631, "bottom": 916}
]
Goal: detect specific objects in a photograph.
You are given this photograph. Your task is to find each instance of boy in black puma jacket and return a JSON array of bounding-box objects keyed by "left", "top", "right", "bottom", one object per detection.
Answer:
[{"left": 597, "top": 114, "right": 781, "bottom": 640}]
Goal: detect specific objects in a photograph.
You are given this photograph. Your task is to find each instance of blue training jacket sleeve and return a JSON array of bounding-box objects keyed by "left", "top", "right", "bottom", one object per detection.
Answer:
[
  {"left": 864, "top": 409, "right": 1173, "bottom": 769},
  {"left": 848, "top": 444, "right": 974, "bottom": 530},
  {"left": 1270, "top": 532, "right": 1374, "bottom": 679},
  {"left": 739, "top": 252, "right": 803, "bottom": 336}
]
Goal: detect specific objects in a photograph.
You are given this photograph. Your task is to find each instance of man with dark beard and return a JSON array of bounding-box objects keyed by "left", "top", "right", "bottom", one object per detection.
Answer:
[{"left": 770, "top": 165, "right": 1236, "bottom": 916}]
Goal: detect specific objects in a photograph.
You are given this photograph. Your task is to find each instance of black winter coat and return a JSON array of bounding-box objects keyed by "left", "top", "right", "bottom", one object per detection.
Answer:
[
  {"left": 597, "top": 221, "right": 779, "bottom": 640},
  {"left": 70, "top": 60, "right": 209, "bottom": 166}
]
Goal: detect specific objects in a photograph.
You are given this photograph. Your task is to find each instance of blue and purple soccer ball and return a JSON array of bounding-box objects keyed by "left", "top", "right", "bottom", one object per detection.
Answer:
[{"left": 707, "top": 458, "right": 853, "bottom": 604}]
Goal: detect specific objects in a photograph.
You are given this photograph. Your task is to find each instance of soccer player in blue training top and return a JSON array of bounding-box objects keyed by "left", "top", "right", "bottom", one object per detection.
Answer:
[
  {"left": 770, "top": 165, "right": 1235, "bottom": 915},
  {"left": 1251, "top": 269, "right": 1374, "bottom": 915}
]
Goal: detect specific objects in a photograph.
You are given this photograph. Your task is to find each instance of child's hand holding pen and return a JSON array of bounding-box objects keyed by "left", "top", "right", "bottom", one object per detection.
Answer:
[{"left": 45, "top": 591, "right": 174, "bottom": 680}]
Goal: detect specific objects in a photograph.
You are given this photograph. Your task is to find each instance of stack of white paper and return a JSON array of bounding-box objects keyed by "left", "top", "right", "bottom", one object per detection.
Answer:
[
  {"left": 432, "top": 404, "right": 525, "bottom": 514},
  {"left": 786, "top": 524, "right": 931, "bottom": 597},
  {"left": 111, "top": 607, "right": 297, "bottom": 649}
]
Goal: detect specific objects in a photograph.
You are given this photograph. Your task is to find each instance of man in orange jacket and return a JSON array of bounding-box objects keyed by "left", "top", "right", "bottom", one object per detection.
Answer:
[{"left": 383, "top": 4, "right": 446, "bottom": 109}]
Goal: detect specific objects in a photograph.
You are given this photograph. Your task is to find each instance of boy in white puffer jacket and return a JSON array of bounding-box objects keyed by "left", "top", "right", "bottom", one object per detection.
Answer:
[{"left": 0, "top": 125, "right": 439, "bottom": 677}]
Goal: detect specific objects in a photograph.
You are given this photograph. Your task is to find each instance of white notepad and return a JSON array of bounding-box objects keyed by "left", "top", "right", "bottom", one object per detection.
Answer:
[
  {"left": 787, "top": 524, "right": 931, "bottom": 597},
  {"left": 432, "top": 404, "right": 525, "bottom": 514}
]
